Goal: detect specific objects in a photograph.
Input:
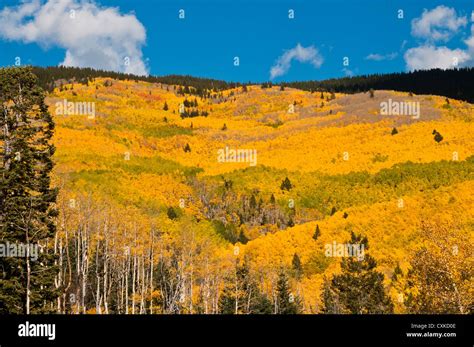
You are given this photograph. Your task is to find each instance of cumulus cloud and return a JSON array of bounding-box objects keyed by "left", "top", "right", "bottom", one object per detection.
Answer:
[
  {"left": 404, "top": 45, "right": 470, "bottom": 70},
  {"left": 365, "top": 52, "right": 398, "bottom": 61},
  {"left": 411, "top": 5, "right": 467, "bottom": 42},
  {"left": 404, "top": 6, "right": 474, "bottom": 71},
  {"left": 270, "top": 43, "right": 323, "bottom": 80},
  {"left": 0, "top": 0, "right": 148, "bottom": 75},
  {"left": 465, "top": 25, "right": 474, "bottom": 55}
]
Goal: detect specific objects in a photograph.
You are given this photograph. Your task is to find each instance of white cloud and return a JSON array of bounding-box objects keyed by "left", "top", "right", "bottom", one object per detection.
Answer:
[
  {"left": 0, "top": 0, "right": 148, "bottom": 75},
  {"left": 270, "top": 43, "right": 323, "bottom": 80},
  {"left": 404, "top": 6, "right": 474, "bottom": 71},
  {"left": 465, "top": 25, "right": 474, "bottom": 55},
  {"left": 404, "top": 45, "right": 470, "bottom": 70},
  {"left": 365, "top": 52, "right": 398, "bottom": 61},
  {"left": 411, "top": 5, "right": 467, "bottom": 42}
]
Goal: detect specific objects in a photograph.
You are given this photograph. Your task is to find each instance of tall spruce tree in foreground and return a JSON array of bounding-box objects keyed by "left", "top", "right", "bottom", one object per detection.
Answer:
[
  {"left": 321, "top": 232, "right": 393, "bottom": 314},
  {"left": 276, "top": 270, "right": 302, "bottom": 314},
  {"left": 0, "top": 67, "right": 58, "bottom": 313}
]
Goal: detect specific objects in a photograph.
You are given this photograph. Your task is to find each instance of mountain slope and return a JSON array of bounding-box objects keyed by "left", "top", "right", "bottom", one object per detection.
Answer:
[{"left": 47, "top": 76, "right": 474, "bottom": 313}]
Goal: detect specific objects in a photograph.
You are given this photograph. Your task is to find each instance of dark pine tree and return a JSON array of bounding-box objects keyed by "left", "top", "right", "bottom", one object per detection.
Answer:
[
  {"left": 321, "top": 232, "right": 394, "bottom": 314},
  {"left": 280, "top": 177, "right": 292, "bottom": 191},
  {"left": 166, "top": 207, "right": 178, "bottom": 220},
  {"left": 238, "top": 230, "right": 250, "bottom": 244},
  {"left": 269, "top": 194, "right": 276, "bottom": 204},
  {"left": 276, "top": 270, "right": 302, "bottom": 314},
  {"left": 292, "top": 253, "right": 303, "bottom": 279},
  {"left": 0, "top": 67, "right": 59, "bottom": 313},
  {"left": 391, "top": 127, "right": 398, "bottom": 135},
  {"left": 313, "top": 224, "right": 321, "bottom": 240}
]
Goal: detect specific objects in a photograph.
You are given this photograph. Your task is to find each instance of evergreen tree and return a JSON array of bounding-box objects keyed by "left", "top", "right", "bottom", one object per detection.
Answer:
[
  {"left": 0, "top": 67, "right": 59, "bottom": 313},
  {"left": 292, "top": 253, "right": 303, "bottom": 279},
  {"left": 280, "top": 177, "right": 292, "bottom": 191},
  {"left": 238, "top": 230, "right": 250, "bottom": 244},
  {"left": 163, "top": 102, "right": 169, "bottom": 111},
  {"left": 313, "top": 225, "right": 321, "bottom": 240},
  {"left": 167, "top": 207, "right": 178, "bottom": 220},
  {"left": 321, "top": 232, "right": 393, "bottom": 314},
  {"left": 184, "top": 143, "right": 191, "bottom": 152},
  {"left": 269, "top": 194, "right": 276, "bottom": 204},
  {"left": 276, "top": 270, "right": 302, "bottom": 314},
  {"left": 391, "top": 127, "right": 398, "bottom": 135}
]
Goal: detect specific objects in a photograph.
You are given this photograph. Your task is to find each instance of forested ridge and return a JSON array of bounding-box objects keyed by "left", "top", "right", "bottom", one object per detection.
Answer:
[
  {"left": 284, "top": 67, "right": 474, "bottom": 103},
  {"left": 32, "top": 66, "right": 474, "bottom": 102},
  {"left": 32, "top": 66, "right": 240, "bottom": 96}
]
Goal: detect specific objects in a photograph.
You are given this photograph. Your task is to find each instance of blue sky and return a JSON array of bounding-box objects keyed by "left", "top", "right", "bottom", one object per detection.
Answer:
[{"left": 1, "top": 0, "right": 473, "bottom": 82}]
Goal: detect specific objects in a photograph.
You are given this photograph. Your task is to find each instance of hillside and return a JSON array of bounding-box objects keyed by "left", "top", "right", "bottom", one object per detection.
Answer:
[
  {"left": 33, "top": 65, "right": 474, "bottom": 102},
  {"left": 43, "top": 75, "right": 474, "bottom": 314}
]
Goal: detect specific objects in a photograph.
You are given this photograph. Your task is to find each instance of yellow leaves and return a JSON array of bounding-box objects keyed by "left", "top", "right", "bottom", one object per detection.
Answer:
[
  {"left": 124, "top": 173, "right": 191, "bottom": 203},
  {"left": 47, "top": 78, "right": 474, "bottom": 313},
  {"left": 238, "top": 181, "right": 474, "bottom": 312},
  {"left": 49, "top": 78, "right": 474, "bottom": 178}
]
